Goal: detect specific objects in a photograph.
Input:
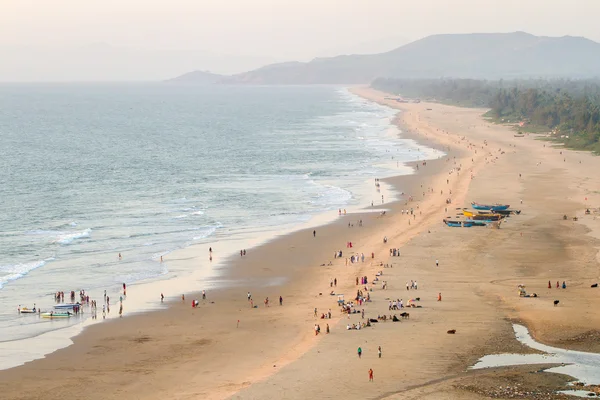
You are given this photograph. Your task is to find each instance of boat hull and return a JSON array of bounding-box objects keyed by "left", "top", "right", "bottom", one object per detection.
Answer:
[
  {"left": 41, "top": 312, "right": 71, "bottom": 318},
  {"left": 472, "top": 202, "right": 510, "bottom": 211}
]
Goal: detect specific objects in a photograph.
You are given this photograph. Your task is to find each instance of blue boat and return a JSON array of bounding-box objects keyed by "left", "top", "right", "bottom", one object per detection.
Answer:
[
  {"left": 472, "top": 202, "right": 510, "bottom": 211},
  {"left": 444, "top": 220, "right": 466, "bottom": 228},
  {"left": 465, "top": 219, "right": 489, "bottom": 226}
]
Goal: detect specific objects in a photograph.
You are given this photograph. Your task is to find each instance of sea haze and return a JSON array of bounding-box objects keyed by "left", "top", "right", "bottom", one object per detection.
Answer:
[{"left": 0, "top": 84, "right": 439, "bottom": 349}]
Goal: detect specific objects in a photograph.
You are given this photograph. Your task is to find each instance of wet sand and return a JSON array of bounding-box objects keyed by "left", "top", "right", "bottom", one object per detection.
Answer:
[{"left": 1, "top": 87, "right": 599, "bottom": 400}]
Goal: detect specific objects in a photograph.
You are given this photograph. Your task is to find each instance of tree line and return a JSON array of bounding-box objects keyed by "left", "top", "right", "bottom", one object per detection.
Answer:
[{"left": 371, "top": 78, "right": 600, "bottom": 152}]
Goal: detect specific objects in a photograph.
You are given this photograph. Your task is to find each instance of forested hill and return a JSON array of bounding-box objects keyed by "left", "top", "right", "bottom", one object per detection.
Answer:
[{"left": 372, "top": 78, "right": 600, "bottom": 153}]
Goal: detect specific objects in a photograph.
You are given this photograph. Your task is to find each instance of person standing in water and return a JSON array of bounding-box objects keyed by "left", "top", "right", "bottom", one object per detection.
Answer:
[{"left": 118, "top": 253, "right": 122, "bottom": 260}]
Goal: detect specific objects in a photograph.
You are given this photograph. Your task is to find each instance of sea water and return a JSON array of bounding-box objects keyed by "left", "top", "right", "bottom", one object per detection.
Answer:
[{"left": 0, "top": 84, "right": 442, "bottom": 368}]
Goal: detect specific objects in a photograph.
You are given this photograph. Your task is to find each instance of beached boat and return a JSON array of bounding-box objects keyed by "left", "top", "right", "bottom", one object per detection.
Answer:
[
  {"left": 465, "top": 219, "right": 489, "bottom": 226},
  {"left": 41, "top": 312, "right": 72, "bottom": 318},
  {"left": 481, "top": 209, "right": 520, "bottom": 216},
  {"left": 471, "top": 202, "right": 510, "bottom": 211},
  {"left": 446, "top": 222, "right": 462, "bottom": 227},
  {"left": 472, "top": 214, "right": 503, "bottom": 221},
  {"left": 443, "top": 219, "right": 462, "bottom": 227}
]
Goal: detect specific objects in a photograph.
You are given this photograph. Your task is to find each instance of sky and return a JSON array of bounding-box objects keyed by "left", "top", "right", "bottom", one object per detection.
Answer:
[{"left": 1, "top": 0, "right": 599, "bottom": 81}]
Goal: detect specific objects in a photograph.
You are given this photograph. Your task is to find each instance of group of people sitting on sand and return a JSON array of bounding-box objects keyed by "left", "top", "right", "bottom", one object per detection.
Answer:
[{"left": 346, "top": 321, "right": 371, "bottom": 330}]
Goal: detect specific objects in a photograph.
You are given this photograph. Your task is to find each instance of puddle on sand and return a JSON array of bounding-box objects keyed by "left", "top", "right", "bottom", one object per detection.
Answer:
[
  {"left": 471, "top": 324, "right": 600, "bottom": 386},
  {"left": 557, "top": 390, "right": 599, "bottom": 398}
]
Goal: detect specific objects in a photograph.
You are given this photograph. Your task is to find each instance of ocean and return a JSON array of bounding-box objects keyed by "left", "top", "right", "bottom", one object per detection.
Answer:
[{"left": 0, "top": 84, "right": 441, "bottom": 368}]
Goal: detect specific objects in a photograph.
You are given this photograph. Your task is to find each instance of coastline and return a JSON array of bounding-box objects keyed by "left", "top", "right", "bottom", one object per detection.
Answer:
[
  {"left": 0, "top": 87, "right": 450, "bottom": 399},
  {"left": 0, "top": 87, "right": 438, "bottom": 371},
  {"left": 2, "top": 86, "right": 600, "bottom": 400}
]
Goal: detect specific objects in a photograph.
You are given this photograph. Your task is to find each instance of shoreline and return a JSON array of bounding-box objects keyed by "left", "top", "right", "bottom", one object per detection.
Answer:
[
  {"left": 3, "top": 87, "right": 599, "bottom": 400},
  {"left": 0, "top": 88, "right": 445, "bottom": 373},
  {"left": 0, "top": 89, "right": 458, "bottom": 399},
  {"left": 0, "top": 87, "right": 434, "bottom": 369}
]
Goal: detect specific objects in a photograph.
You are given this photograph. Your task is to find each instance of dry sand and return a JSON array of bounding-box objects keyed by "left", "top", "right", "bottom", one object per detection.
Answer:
[{"left": 1, "top": 87, "right": 599, "bottom": 400}]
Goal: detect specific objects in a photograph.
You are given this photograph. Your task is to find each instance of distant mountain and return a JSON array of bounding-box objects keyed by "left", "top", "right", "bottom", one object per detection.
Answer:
[
  {"left": 220, "top": 32, "right": 600, "bottom": 84},
  {"left": 166, "top": 70, "right": 224, "bottom": 84}
]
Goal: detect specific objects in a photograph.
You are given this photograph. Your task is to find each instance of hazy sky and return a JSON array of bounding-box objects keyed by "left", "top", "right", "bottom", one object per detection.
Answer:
[{"left": 1, "top": 0, "right": 599, "bottom": 81}]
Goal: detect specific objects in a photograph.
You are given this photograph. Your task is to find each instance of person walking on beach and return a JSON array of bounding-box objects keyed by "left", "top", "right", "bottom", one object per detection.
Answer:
[
  {"left": 378, "top": 346, "right": 382, "bottom": 358},
  {"left": 247, "top": 292, "right": 252, "bottom": 301},
  {"left": 161, "top": 293, "right": 164, "bottom": 302},
  {"left": 202, "top": 290, "right": 206, "bottom": 300},
  {"left": 368, "top": 368, "right": 374, "bottom": 381},
  {"left": 313, "top": 230, "right": 316, "bottom": 237},
  {"left": 265, "top": 297, "right": 269, "bottom": 307},
  {"left": 326, "top": 324, "right": 330, "bottom": 334},
  {"left": 279, "top": 296, "right": 283, "bottom": 306},
  {"left": 119, "top": 303, "right": 123, "bottom": 318},
  {"left": 436, "top": 259, "right": 439, "bottom": 267},
  {"left": 334, "top": 278, "right": 337, "bottom": 287},
  {"left": 357, "top": 347, "right": 362, "bottom": 358},
  {"left": 314, "top": 307, "right": 318, "bottom": 317},
  {"left": 438, "top": 293, "right": 442, "bottom": 301}
]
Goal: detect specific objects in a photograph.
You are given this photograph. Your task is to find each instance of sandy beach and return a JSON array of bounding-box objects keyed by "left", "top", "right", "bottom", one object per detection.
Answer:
[{"left": 1, "top": 86, "right": 599, "bottom": 400}]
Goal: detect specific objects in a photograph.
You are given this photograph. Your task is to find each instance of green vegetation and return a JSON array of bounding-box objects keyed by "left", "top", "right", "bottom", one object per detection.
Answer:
[{"left": 372, "top": 78, "right": 600, "bottom": 153}]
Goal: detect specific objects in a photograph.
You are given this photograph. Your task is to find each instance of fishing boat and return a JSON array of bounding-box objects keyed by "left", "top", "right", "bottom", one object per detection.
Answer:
[
  {"left": 471, "top": 202, "right": 510, "bottom": 211},
  {"left": 481, "top": 209, "right": 521, "bottom": 216},
  {"left": 472, "top": 214, "right": 503, "bottom": 221},
  {"left": 443, "top": 219, "right": 462, "bottom": 227},
  {"left": 465, "top": 219, "right": 489, "bottom": 226},
  {"left": 18, "top": 307, "right": 37, "bottom": 314},
  {"left": 41, "top": 312, "right": 72, "bottom": 319}
]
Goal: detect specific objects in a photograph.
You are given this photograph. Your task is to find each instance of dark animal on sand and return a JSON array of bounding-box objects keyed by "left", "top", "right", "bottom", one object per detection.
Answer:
[
  {"left": 592, "top": 283, "right": 598, "bottom": 288},
  {"left": 447, "top": 329, "right": 456, "bottom": 334},
  {"left": 554, "top": 300, "right": 560, "bottom": 306},
  {"left": 400, "top": 312, "right": 410, "bottom": 319}
]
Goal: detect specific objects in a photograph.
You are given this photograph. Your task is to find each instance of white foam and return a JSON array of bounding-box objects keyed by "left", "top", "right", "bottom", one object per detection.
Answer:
[
  {"left": 55, "top": 228, "right": 92, "bottom": 245},
  {"left": 0, "top": 258, "right": 53, "bottom": 288}
]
